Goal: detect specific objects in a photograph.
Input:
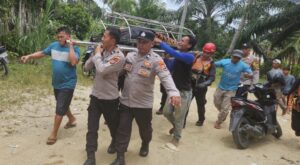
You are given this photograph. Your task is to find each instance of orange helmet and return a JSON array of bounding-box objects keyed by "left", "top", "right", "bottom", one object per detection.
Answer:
[{"left": 202, "top": 43, "right": 216, "bottom": 53}]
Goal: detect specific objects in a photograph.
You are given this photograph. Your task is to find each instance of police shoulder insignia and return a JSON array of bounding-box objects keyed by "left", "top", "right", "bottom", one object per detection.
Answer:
[
  {"left": 157, "top": 60, "right": 166, "bottom": 70},
  {"left": 109, "top": 56, "right": 121, "bottom": 64},
  {"left": 144, "top": 60, "right": 152, "bottom": 68},
  {"left": 124, "top": 61, "right": 133, "bottom": 72}
]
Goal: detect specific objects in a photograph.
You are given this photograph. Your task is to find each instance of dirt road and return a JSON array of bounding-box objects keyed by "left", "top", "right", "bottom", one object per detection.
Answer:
[{"left": 1, "top": 82, "right": 300, "bottom": 165}]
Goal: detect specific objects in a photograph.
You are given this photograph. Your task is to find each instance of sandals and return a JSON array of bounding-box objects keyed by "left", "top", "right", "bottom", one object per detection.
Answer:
[
  {"left": 46, "top": 138, "right": 57, "bottom": 145},
  {"left": 64, "top": 122, "right": 76, "bottom": 129}
]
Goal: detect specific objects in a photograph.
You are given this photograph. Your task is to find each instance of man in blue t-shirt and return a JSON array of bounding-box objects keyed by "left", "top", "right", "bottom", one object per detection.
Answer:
[
  {"left": 21, "top": 26, "right": 80, "bottom": 145},
  {"left": 213, "top": 50, "right": 252, "bottom": 129}
]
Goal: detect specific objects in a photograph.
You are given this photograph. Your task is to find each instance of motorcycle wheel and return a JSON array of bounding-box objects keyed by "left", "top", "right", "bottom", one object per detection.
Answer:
[
  {"left": 81, "top": 63, "right": 89, "bottom": 76},
  {"left": 0, "top": 60, "right": 8, "bottom": 76},
  {"left": 232, "top": 117, "right": 250, "bottom": 149},
  {"left": 272, "top": 121, "right": 282, "bottom": 139}
]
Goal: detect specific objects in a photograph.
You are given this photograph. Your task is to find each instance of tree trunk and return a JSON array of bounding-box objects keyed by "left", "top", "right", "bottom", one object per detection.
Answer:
[
  {"left": 18, "top": 0, "right": 26, "bottom": 36},
  {"left": 178, "top": 0, "right": 189, "bottom": 40},
  {"left": 227, "top": 15, "right": 246, "bottom": 54},
  {"left": 226, "top": 0, "right": 254, "bottom": 55}
]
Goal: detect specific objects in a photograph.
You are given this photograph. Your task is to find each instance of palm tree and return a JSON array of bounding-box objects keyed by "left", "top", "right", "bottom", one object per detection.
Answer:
[
  {"left": 226, "top": 0, "right": 253, "bottom": 54},
  {"left": 170, "top": 0, "right": 233, "bottom": 53},
  {"left": 134, "top": 0, "right": 166, "bottom": 20},
  {"left": 184, "top": 0, "right": 233, "bottom": 40},
  {"left": 225, "top": 0, "right": 295, "bottom": 55},
  {"left": 247, "top": 3, "right": 299, "bottom": 61},
  {"left": 226, "top": 1, "right": 300, "bottom": 75},
  {"left": 106, "top": 0, "right": 136, "bottom": 14}
]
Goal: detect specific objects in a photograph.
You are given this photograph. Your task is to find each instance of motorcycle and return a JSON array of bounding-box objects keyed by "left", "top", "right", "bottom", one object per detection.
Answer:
[
  {"left": 0, "top": 46, "right": 9, "bottom": 76},
  {"left": 229, "top": 83, "right": 282, "bottom": 149},
  {"left": 81, "top": 45, "right": 95, "bottom": 77}
]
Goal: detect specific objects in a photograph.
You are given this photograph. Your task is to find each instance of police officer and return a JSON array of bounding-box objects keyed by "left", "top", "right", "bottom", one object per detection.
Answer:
[
  {"left": 184, "top": 43, "right": 216, "bottom": 127},
  {"left": 110, "top": 31, "right": 181, "bottom": 165},
  {"left": 236, "top": 43, "right": 259, "bottom": 98},
  {"left": 83, "top": 27, "right": 125, "bottom": 165}
]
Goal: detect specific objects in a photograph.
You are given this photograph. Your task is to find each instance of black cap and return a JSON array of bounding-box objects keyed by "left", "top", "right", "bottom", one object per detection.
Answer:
[
  {"left": 241, "top": 43, "right": 250, "bottom": 49},
  {"left": 137, "top": 31, "right": 155, "bottom": 41},
  {"left": 231, "top": 49, "right": 243, "bottom": 58}
]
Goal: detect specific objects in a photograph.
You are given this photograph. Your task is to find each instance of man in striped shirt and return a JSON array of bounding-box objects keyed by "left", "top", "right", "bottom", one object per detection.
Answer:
[{"left": 21, "top": 26, "right": 80, "bottom": 145}]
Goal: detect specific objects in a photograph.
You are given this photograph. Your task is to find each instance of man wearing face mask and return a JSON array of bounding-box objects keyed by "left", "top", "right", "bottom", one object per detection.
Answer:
[
  {"left": 110, "top": 31, "right": 180, "bottom": 165},
  {"left": 184, "top": 43, "right": 216, "bottom": 127},
  {"left": 20, "top": 26, "right": 80, "bottom": 145},
  {"left": 83, "top": 27, "right": 126, "bottom": 165},
  {"left": 213, "top": 50, "right": 253, "bottom": 129}
]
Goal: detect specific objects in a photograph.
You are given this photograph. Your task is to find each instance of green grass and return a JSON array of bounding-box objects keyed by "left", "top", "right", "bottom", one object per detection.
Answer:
[{"left": 0, "top": 57, "right": 92, "bottom": 111}]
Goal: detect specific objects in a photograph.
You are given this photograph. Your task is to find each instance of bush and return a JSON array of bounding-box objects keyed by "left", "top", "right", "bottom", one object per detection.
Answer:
[
  {"left": 259, "top": 60, "right": 273, "bottom": 78},
  {"left": 86, "top": 20, "right": 105, "bottom": 40},
  {"left": 291, "top": 65, "right": 300, "bottom": 78},
  {"left": 0, "top": 0, "right": 57, "bottom": 56},
  {"left": 54, "top": 4, "right": 92, "bottom": 40}
]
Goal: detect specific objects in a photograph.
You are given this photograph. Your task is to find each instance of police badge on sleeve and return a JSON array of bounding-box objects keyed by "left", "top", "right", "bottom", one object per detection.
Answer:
[{"left": 124, "top": 61, "right": 133, "bottom": 72}]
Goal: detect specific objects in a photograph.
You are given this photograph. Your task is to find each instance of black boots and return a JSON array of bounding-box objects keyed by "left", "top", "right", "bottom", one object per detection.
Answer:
[
  {"left": 195, "top": 120, "right": 204, "bottom": 126},
  {"left": 139, "top": 143, "right": 149, "bottom": 157},
  {"left": 110, "top": 153, "right": 125, "bottom": 165},
  {"left": 156, "top": 108, "right": 163, "bottom": 115},
  {"left": 169, "top": 127, "right": 174, "bottom": 135},
  {"left": 83, "top": 152, "right": 96, "bottom": 165},
  {"left": 107, "top": 140, "right": 116, "bottom": 154}
]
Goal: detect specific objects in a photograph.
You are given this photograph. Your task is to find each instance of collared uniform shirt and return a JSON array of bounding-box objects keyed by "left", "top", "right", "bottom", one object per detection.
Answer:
[
  {"left": 120, "top": 51, "right": 180, "bottom": 108},
  {"left": 84, "top": 47, "right": 125, "bottom": 100},
  {"left": 240, "top": 54, "right": 259, "bottom": 85}
]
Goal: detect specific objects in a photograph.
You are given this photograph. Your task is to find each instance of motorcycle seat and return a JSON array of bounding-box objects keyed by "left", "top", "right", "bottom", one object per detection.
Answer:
[{"left": 245, "top": 100, "right": 261, "bottom": 107}]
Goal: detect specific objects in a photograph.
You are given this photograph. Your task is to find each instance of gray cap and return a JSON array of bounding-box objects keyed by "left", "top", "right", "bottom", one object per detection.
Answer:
[{"left": 231, "top": 49, "right": 243, "bottom": 58}]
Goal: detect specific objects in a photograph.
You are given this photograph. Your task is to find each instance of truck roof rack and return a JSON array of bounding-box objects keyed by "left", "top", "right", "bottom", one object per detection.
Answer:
[{"left": 98, "top": 12, "right": 195, "bottom": 53}]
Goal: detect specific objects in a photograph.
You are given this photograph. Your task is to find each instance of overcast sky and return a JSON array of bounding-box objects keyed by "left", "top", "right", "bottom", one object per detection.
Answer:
[
  {"left": 93, "top": 0, "right": 180, "bottom": 11},
  {"left": 163, "top": 0, "right": 180, "bottom": 10}
]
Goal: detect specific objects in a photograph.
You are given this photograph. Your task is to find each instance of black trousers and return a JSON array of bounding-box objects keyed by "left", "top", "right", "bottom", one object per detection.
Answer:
[
  {"left": 115, "top": 104, "right": 153, "bottom": 153},
  {"left": 159, "top": 84, "right": 168, "bottom": 111},
  {"left": 118, "top": 74, "right": 126, "bottom": 91},
  {"left": 184, "top": 87, "right": 208, "bottom": 127},
  {"left": 86, "top": 95, "right": 119, "bottom": 153},
  {"left": 292, "top": 109, "right": 300, "bottom": 136}
]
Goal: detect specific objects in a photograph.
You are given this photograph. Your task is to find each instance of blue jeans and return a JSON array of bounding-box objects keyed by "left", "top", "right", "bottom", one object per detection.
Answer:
[{"left": 163, "top": 90, "right": 192, "bottom": 140}]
